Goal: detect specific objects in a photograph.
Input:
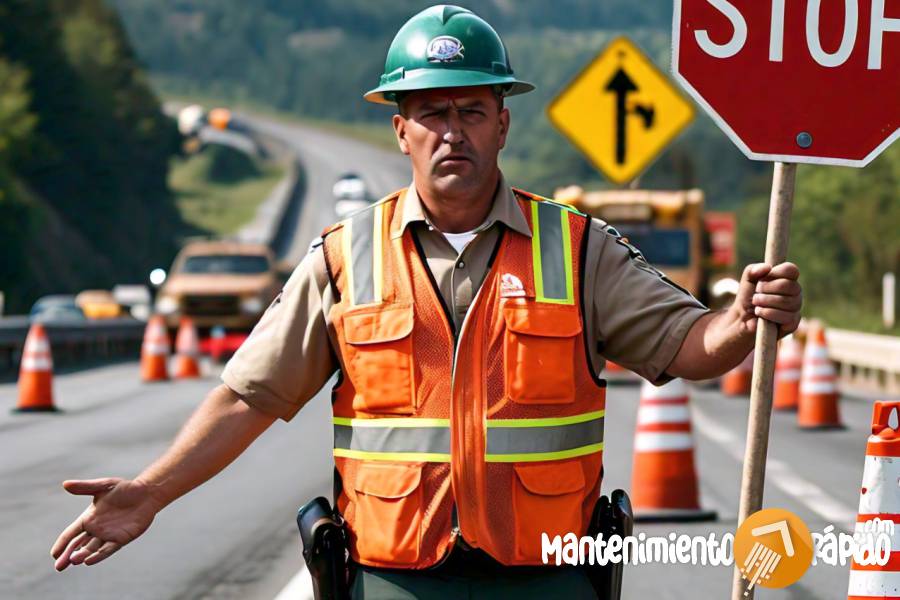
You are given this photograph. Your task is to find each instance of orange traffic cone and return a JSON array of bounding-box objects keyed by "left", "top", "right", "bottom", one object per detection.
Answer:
[
  {"left": 848, "top": 401, "right": 900, "bottom": 599},
  {"left": 14, "top": 323, "right": 57, "bottom": 412},
  {"left": 773, "top": 334, "right": 803, "bottom": 411},
  {"left": 797, "top": 325, "right": 842, "bottom": 429},
  {"left": 631, "top": 378, "right": 717, "bottom": 522},
  {"left": 141, "top": 315, "right": 170, "bottom": 382},
  {"left": 721, "top": 351, "right": 753, "bottom": 396},
  {"left": 173, "top": 318, "right": 201, "bottom": 379}
]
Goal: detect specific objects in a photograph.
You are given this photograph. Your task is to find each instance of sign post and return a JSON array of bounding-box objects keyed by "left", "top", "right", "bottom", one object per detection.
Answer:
[{"left": 673, "top": 1, "right": 899, "bottom": 597}]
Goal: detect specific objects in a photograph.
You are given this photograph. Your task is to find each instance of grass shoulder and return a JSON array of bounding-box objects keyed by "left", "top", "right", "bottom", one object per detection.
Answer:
[{"left": 169, "top": 145, "right": 285, "bottom": 236}]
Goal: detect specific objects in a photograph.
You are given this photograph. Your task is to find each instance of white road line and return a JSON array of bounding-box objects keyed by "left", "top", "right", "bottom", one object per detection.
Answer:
[
  {"left": 273, "top": 563, "right": 315, "bottom": 600},
  {"left": 691, "top": 404, "right": 857, "bottom": 527}
]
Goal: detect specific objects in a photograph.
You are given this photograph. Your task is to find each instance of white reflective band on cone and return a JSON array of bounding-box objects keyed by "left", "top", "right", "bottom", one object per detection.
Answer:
[
  {"left": 847, "top": 570, "right": 900, "bottom": 595},
  {"left": 805, "top": 346, "right": 830, "bottom": 360},
  {"left": 804, "top": 364, "right": 836, "bottom": 377},
  {"left": 777, "top": 369, "right": 801, "bottom": 381},
  {"left": 22, "top": 357, "right": 52, "bottom": 371},
  {"left": 634, "top": 432, "right": 693, "bottom": 452},
  {"left": 859, "top": 455, "right": 900, "bottom": 514},
  {"left": 637, "top": 405, "right": 690, "bottom": 425},
  {"left": 800, "top": 381, "right": 837, "bottom": 394},
  {"left": 25, "top": 339, "right": 50, "bottom": 354},
  {"left": 143, "top": 342, "right": 169, "bottom": 355},
  {"left": 641, "top": 379, "right": 687, "bottom": 400}
]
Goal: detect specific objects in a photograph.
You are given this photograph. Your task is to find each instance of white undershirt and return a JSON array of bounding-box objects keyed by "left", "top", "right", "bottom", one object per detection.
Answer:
[{"left": 441, "top": 229, "right": 477, "bottom": 255}]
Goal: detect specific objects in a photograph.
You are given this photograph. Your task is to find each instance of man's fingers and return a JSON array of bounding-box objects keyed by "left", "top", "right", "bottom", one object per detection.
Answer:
[
  {"left": 754, "top": 306, "right": 797, "bottom": 325},
  {"left": 753, "top": 293, "right": 802, "bottom": 312},
  {"left": 755, "top": 278, "right": 801, "bottom": 296},
  {"left": 70, "top": 536, "right": 104, "bottom": 566},
  {"left": 62, "top": 478, "right": 119, "bottom": 496},
  {"left": 51, "top": 518, "right": 85, "bottom": 559},
  {"left": 742, "top": 263, "right": 772, "bottom": 284},
  {"left": 54, "top": 531, "right": 91, "bottom": 572},
  {"left": 768, "top": 262, "right": 800, "bottom": 281},
  {"left": 83, "top": 541, "right": 122, "bottom": 566}
]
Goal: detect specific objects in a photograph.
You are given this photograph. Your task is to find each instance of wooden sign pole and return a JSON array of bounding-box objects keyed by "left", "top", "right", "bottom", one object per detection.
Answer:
[{"left": 730, "top": 161, "right": 797, "bottom": 600}]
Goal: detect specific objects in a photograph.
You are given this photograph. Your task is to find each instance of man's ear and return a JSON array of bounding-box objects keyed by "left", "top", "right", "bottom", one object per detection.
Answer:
[
  {"left": 392, "top": 114, "right": 410, "bottom": 155},
  {"left": 498, "top": 107, "right": 510, "bottom": 151}
]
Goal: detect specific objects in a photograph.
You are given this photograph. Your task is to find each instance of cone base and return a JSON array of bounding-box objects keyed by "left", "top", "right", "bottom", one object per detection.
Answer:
[
  {"left": 634, "top": 508, "right": 718, "bottom": 523},
  {"left": 12, "top": 405, "right": 60, "bottom": 413},
  {"left": 798, "top": 423, "right": 845, "bottom": 431}
]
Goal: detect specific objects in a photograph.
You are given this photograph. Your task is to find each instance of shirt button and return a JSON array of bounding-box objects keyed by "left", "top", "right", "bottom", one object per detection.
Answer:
[{"left": 457, "top": 260, "right": 465, "bottom": 269}]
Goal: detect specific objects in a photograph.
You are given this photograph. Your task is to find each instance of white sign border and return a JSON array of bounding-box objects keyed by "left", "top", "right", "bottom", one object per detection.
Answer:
[{"left": 671, "top": 0, "right": 900, "bottom": 168}]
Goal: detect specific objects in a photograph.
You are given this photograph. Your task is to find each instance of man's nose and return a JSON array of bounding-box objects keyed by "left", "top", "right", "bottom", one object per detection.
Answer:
[{"left": 442, "top": 112, "right": 463, "bottom": 144}]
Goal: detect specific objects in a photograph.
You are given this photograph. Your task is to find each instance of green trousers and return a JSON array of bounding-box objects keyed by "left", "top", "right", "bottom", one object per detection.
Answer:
[{"left": 350, "top": 563, "right": 598, "bottom": 599}]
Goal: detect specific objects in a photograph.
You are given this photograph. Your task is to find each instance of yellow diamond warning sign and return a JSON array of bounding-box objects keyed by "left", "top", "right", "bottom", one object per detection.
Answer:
[{"left": 547, "top": 37, "right": 695, "bottom": 185}]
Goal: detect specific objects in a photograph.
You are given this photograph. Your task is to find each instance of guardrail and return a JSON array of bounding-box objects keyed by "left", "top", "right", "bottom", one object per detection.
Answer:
[
  {"left": 0, "top": 318, "right": 145, "bottom": 376},
  {"left": 827, "top": 328, "right": 900, "bottom": 396}
]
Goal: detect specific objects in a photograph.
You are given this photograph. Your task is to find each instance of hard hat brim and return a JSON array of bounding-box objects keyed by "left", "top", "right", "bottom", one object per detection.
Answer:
[{"left": 364, "top": 69, "right": 534, "bottom": 105}]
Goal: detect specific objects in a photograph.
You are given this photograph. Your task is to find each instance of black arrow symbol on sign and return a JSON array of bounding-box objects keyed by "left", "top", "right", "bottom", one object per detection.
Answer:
[{"left": 604, "top": 67, "right": 655, "bottom": 165}]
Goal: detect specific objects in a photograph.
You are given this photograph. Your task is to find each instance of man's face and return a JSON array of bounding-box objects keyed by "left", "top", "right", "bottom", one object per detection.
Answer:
[{"left": 392, "top": 86, "right": 509, "bottom": 199}]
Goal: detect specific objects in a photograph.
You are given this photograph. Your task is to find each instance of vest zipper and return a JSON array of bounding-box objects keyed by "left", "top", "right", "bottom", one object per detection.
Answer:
[{"left": 449, "top": 259, "right": 492, "bottom": 548}]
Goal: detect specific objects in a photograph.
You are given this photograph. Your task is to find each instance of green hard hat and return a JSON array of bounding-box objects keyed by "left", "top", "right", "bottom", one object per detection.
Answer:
[{"left": 364, "top": 5, "right": 534, "bottom": 105}]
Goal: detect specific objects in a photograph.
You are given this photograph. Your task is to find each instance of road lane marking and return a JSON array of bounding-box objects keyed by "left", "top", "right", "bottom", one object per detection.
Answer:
[
  {"left": 691, "top": 404, "right": 857, "bottom": 527},
  {"left": 273, "top": 563, "right": 314, "bottom": 600}
]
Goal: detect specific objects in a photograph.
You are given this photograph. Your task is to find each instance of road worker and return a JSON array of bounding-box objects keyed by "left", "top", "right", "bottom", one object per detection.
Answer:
[{"left": 51, "top": 5, "right": 803, "bottom": 599}]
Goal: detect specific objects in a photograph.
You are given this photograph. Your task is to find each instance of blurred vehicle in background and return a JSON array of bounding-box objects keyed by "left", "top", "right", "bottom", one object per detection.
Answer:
[
  {"left": 112, "top": 284, "right": 152, "bottom": 321},
  {"left": 29, "top": 295, "right": 86, "bottom": 323},
  {"left": 554, "top": 186, "right": 737, "bottom": 382},
  {"left": 333, "top": 172, "right": 371, "bottom": 219},
  {"left": 554, "top": 186, "right": 737, "bottom": 307},
  {"left": 75, "top": 289, "right": 122, "bottom": 320},
  {"left": 154, "top": 240, "right": 280, "bottom": 333}
]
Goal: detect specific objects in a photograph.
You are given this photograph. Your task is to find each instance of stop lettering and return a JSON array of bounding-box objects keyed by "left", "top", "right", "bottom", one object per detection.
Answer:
[{"left": 673, "top": 0, "right": 900, "bottom": 166}]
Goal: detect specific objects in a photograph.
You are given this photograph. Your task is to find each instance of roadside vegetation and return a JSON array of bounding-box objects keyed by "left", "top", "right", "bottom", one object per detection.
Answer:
[{"left": 169, "top": 145, "right": 285, "bottom": 237}]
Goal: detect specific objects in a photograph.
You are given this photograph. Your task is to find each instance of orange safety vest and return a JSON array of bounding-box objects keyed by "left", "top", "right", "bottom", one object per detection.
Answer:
[{"left": 321, "top": 188, "right": 606, "bottom": 568}]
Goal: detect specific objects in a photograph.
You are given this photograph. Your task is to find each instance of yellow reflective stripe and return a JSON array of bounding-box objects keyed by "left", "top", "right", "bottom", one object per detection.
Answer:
[
  {"left": 332, "top": 416, "right": 450, "bottom": 428},
  {"left": 485, "top": 442, "right": 604, "bottom": 463},
  {"left": 373, "top": 203, "right": 384, "bottom": 303},
  {"left": 333, "top": 448, "right": 451, "bottom": 462},
  {"left": 485, "top": 410, "right": 605, "bottom": 428},
  {"left": 341, "top": 218, "right": 355, "bottom": 305}
]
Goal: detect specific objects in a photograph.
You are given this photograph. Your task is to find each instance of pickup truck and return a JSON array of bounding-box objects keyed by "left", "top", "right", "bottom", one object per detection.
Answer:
[{"left": 155, "top": 240, "right": 280, "bottom": 334}]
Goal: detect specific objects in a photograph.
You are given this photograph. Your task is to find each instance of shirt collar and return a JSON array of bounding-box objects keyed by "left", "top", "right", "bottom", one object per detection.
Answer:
[{"left": 392, "top": 173, "right": 532, "bottom": 240}]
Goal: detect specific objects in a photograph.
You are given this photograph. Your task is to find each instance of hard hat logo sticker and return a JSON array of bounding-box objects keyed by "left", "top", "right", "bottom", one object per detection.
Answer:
[
  {"left": 427, "top": 36, "right": 464, "bottom": 62},
  {"left": 734, "top": 508, "right": 813, "bottom": 594}
]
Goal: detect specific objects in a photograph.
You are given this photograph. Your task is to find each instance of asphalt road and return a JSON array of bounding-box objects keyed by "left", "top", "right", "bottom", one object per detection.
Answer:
[
  {"left": 242, "top": 115, "right": 409, "bottom": 265},
  {"left": 0, "top": 363, "right": 879, "bottom": 599},
  {"left": 0, "top": 119, "right": 884, "bottom": 599}
]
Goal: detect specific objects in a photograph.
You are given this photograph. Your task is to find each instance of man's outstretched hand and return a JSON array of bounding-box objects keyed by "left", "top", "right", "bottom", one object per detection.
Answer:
[{"left": 51, "top": 477, "right": 164, "bottom": 571}]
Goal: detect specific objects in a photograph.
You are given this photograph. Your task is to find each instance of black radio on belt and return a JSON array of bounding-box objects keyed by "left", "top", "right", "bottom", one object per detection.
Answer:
[{"left": 584, "top": 489, "right": 634, "bottom": 600}]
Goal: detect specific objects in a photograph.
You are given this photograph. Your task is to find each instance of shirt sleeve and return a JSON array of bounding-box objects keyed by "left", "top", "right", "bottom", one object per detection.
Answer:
[
  {"left": 221, "top": 245, "right": 338, "bottom": 421},
  {"left": 585, "top": 218, "right": 710, "bottom": 384}
]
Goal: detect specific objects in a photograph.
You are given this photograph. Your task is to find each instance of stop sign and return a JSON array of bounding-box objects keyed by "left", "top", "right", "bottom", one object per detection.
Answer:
[{"left": 673, "top": 0, "right": 900, "bottom": 166}]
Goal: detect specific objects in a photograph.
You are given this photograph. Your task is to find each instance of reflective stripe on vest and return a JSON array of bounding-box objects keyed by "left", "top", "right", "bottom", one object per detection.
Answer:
[
  {"left": 341, "top": 203, "right": 386, "bottom": 306},
  {"left": 332, "top": 411, "right": 604, "bottom": 463},
  {"left": 531, "top": 200, "right": 575, "bottom": 305}
]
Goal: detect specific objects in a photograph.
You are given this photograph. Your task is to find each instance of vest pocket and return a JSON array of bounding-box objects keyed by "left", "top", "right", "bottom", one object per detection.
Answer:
[
  {"left": 343, "top": 304, "right": 415, "bottom": 414},
  {"left": 512, "top": 460, "right": 586, "bottom": 561},
  {"left": 503, "top": 304, "right": 583, "bottom": 404},
  {"left": 350, "top": 461, "right": 424, "bottom": 565}
]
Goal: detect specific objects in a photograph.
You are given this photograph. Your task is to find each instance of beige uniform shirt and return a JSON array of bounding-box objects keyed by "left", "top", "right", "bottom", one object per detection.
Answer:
[{"left": 222, "top": 179, "right": 709, "bottom": 421}]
